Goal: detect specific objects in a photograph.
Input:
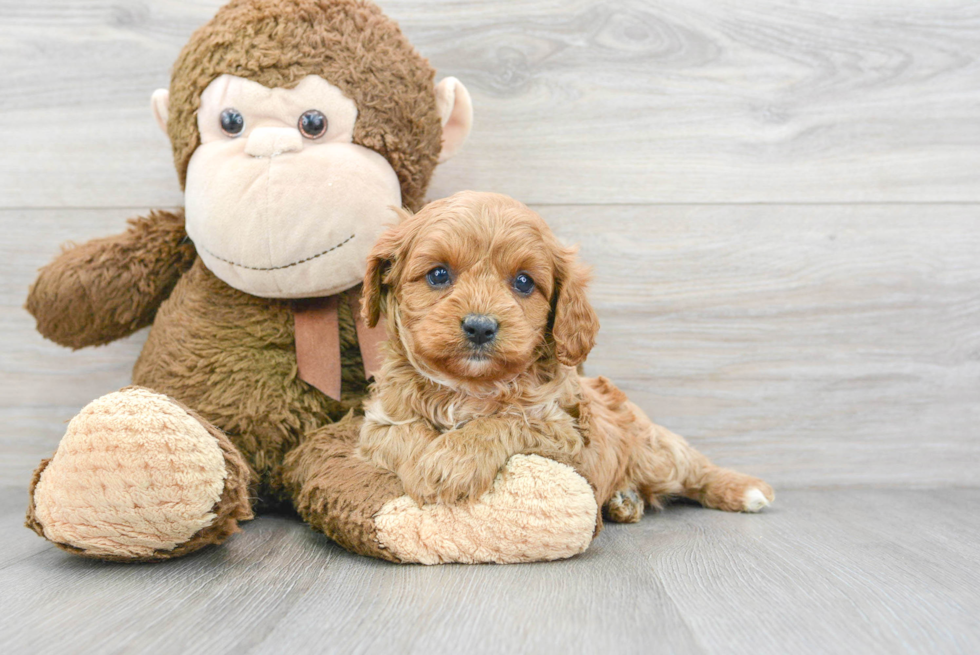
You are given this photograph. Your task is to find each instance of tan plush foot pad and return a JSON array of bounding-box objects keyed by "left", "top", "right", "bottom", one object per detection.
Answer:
[
  {"left": 374, "top": 454, "right": 598, "bottom": 564},
  {"left": 30, "top": 388, "right": 233, "bottom": 559}
]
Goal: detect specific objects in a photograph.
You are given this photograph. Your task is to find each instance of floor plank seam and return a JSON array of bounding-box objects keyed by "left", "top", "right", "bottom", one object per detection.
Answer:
[{"left": 0, "top": 544, "right": 55, "bottom": 572}]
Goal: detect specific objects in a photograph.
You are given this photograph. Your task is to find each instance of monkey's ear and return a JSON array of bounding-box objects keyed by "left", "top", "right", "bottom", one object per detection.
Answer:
[
  {"left": 151, "top": 89, "right": 170, "bottom": 134},
  {"left": 435, "top": 77, "right": 472, "bottom": 163},
  {"left": 551, "top": 249, "right": 600, "bottom": 368}
]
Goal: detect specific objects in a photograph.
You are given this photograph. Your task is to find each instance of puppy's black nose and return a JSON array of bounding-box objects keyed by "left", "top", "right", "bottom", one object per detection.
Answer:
[{"left": 462, "top": 314, "right": 498, "bottom": 346}]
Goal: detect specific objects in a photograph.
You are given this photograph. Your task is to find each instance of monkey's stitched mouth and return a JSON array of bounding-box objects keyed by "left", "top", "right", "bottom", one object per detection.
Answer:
[{"left": 199, "top": 233, "right": 355, "bottom": 271}]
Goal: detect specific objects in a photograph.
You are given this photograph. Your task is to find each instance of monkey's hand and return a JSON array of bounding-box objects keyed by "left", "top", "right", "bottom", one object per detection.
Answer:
[
  {"left": 26, "top": 209, "right": 195, "bottom": 349},
  {"left": 403, "top": 418, "right": 512, "bottom": 506}
]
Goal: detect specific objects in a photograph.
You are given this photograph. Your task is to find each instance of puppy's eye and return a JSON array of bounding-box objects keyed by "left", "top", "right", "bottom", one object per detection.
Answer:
[
  {"left": 299, "top": 110, "right": 327, "bottom": 139},
  {"left": 513, "top": 272, "right": 535, "bottom": 295},
  {"left": 426, "top": 266, "right": 451, "bottom": 288},
  {"left": 220, "top": 108, "right": 245, "bottom": 137}
]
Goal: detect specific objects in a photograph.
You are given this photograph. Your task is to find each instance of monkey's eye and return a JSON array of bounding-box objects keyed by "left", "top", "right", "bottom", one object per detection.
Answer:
[
  {"left": 513, "top": 272, "right": 535, "bottom": 295},
  {"left": 426, "top": 266, "right": 451, "bottom": 288},
  {"left": 299, "top": 110, "right": 328, "bottom": 139},
  {"left": 219, "top": 108, "right": 245, "bottom": 137}
]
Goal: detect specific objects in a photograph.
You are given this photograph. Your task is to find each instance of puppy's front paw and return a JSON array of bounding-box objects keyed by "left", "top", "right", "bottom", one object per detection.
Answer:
[{"left": 406, "top": 446, "right": 501, "bottom": 505}]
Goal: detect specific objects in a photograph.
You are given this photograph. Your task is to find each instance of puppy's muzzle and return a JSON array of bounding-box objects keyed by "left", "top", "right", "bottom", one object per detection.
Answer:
[{"left": 462, "top": 314, "right": 498, "bottom": 346}]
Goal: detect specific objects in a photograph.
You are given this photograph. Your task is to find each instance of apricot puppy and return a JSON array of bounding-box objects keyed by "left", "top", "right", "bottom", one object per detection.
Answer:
[{"left": 358, "top": 191, "right": 774, "bottom": 519}]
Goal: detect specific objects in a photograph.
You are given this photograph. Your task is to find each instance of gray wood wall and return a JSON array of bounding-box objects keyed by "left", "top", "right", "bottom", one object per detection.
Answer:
[{"left": 1, "top": 0, "right": 978, "bottom": 490}]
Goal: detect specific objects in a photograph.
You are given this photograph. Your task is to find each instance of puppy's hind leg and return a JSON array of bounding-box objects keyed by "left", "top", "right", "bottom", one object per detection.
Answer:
[
  {"left": 629, "top": 414, "right": 774, "bottom": 513},
  {"left": 604, "top": 488, "right": 645, "bottom": 523},
  {"left": 687, "top": 463, "right": 775, "bottom": 513}
]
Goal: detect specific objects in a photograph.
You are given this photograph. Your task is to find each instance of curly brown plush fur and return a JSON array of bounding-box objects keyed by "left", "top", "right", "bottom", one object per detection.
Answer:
[
  {"left": 25, "top": 210, "right": 196, "bottom": 349},
  {"left": 283, "top": 412, "right": 407, "bottom": 562},
  {"left": 132, "top": 259, "right": 369, "bottom": 502}
]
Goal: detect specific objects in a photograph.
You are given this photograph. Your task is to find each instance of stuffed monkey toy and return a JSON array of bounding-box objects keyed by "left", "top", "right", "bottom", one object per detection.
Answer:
[{"left": 24, "top": 0, "right": 600, "bottom": 564}]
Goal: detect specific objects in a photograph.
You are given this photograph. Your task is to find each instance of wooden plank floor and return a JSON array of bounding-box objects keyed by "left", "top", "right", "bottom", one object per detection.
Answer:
[
  {"left": 4, "top": 1, "right": 980, "bottom": 206},
  {"left": 1, "top": 488, "right": 978, "bottom": 655}
]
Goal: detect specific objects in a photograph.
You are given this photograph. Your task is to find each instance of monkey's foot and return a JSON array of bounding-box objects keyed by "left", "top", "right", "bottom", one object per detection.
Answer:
[
  {"left": 373, "top": 454, "right": 598, "bottom": 565},
  {"left": 604, "top": 488, "right": 645, "bottom": 523},
  {"left": 27, "top": 387, "right": 253, "bottom": 561}
]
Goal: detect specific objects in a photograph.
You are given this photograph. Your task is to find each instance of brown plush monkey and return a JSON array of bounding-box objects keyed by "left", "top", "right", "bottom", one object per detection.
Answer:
[{"left": 24, "top": 0, "right": 600, "bottom": 564}]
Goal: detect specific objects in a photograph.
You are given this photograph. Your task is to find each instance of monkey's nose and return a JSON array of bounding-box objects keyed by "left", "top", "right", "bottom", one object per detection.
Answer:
[
  {"left": 462, "top": 314, "right": 498, "bottom": 346},
  {"left": 244, "top": 127, "right": 303, "bottom": 158}
]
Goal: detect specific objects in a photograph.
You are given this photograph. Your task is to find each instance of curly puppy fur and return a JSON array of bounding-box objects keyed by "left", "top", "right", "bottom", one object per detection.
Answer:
[{"left": 357, "top": 191, "right": 774, "bottom": 516}]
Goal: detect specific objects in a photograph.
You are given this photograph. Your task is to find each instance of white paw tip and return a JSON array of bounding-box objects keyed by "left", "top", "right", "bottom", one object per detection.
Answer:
[{"left": 743, "top": 488, "right": 770, "bottom": 513}]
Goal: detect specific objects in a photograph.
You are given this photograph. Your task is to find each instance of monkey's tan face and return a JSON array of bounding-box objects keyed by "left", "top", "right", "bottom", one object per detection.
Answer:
[{"left": 184, "top": 75, "right": 402, "bottom": 298}]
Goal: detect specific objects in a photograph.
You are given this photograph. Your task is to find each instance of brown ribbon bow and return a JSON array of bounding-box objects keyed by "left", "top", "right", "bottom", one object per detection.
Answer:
[{"left": 292, "top": 286, "right": 386, "bottom": 400}]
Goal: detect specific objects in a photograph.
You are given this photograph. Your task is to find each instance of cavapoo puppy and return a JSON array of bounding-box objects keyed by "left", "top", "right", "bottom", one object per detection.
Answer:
[{"left": 357, "top": 191, "right": 774, "bottom": 522}]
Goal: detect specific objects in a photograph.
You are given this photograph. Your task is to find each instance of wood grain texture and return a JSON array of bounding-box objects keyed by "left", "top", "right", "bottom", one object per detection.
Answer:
[
  {"left": 547, "top": 203, "right": 980, "bottom": 489},
  {"left": 3, "top": 205, "right": 978, "bottom": 490},
  {"left": 2, "top": 0, "right": 980, "bottom": 207},
  {"left": 0, "top": 489, "right": 977, "bottom": 654}
]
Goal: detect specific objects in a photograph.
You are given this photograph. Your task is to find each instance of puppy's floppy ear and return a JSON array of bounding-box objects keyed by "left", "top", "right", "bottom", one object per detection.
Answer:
[
  {"left": 550, "top": 247, "right": 600, "bottom": 367},
  {"left": 362, "top": 208, "right": 412, "bottom": 327}
]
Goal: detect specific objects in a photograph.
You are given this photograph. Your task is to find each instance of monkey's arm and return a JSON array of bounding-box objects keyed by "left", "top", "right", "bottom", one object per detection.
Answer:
[
  {"left": 25, "top": 209, "right": 196, "bottom": 349},
  {"left": 284, "top": 414, "right": 600, "bottom": 564}
]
